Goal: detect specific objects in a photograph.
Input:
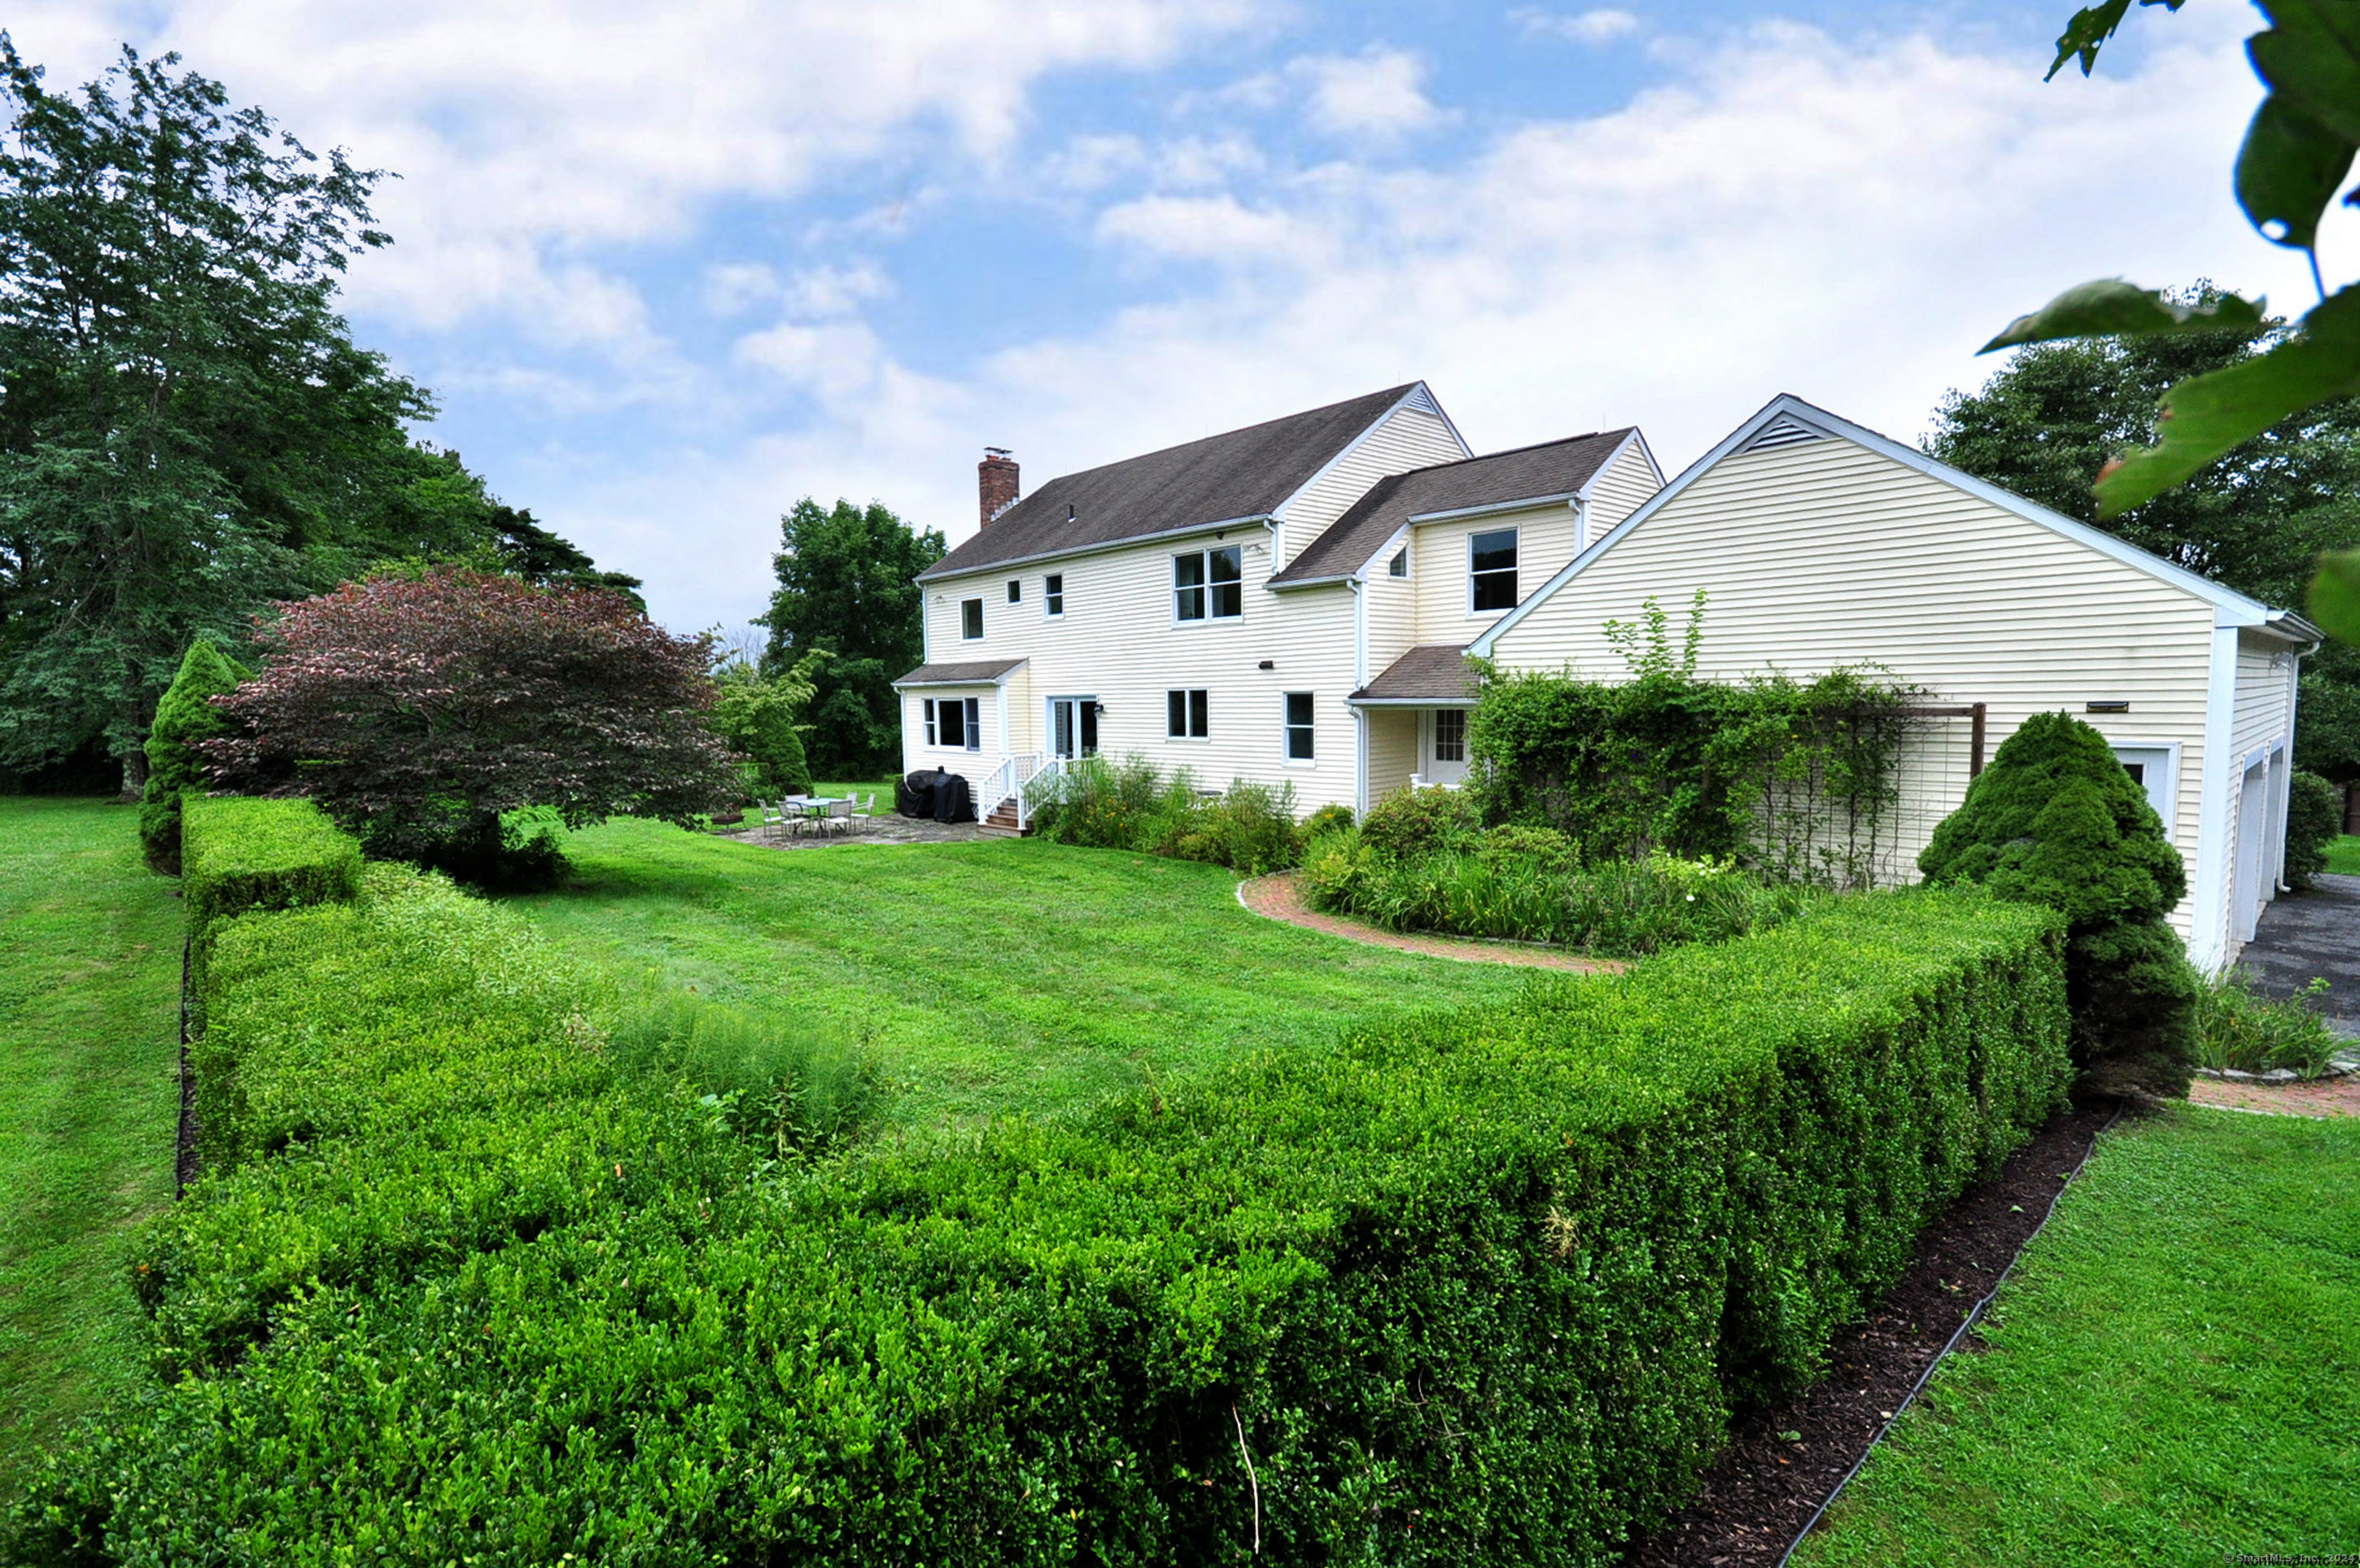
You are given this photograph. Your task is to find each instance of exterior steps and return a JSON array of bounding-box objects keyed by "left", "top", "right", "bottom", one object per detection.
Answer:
[{"left": 979, "top": 797, "right": 1029, "bottom": 836}]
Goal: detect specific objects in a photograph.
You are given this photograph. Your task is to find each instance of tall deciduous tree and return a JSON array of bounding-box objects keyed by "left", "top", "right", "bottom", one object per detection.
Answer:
[
  {"left": 1927, "top": 297, "right": 2360, "bottom": 780},
  {"left": 758, "top": 498, "right": 944, "bottom": 779},
  {"left": 1985, "top": 1, "right": 2360, "bottom": 643},
  {"left": 0, "top": 40, "right": 629, "bottom": 791},
  {"left": 203, "top": 570, "right": 737, "bottom": 885}
]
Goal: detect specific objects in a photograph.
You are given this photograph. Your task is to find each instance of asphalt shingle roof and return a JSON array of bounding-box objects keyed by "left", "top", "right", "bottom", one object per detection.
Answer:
[
  {"left": 892, "top": 658, "right": 1026, "bottom": 686},
  {"left": 1270, "top": 429, "right": 1637, "bottom": 587},
  {"left": 1351, "top": 644, "right": 1480, "bottom": 703},
  {"left": 916, "top": 385, "right": 1420, "bottom": 581}
]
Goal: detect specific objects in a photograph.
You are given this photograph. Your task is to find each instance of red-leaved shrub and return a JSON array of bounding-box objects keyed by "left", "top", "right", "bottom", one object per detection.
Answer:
[{"left": 203, "top": 570, "right": 736, "bottom": 883}]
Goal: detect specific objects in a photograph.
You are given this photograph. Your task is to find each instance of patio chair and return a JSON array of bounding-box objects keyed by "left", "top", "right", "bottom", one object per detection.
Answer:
[
  {"left": 773, "top": 795, "right": 811, "bottom": 838},
  {"left": 820, "top": 797, "right": 857, "bottom": 836}
]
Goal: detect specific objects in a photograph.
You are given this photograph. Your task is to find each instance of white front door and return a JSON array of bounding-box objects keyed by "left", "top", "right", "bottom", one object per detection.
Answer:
[{"left": 1424, "top": 708, "right": 1471, "bottom": 787}]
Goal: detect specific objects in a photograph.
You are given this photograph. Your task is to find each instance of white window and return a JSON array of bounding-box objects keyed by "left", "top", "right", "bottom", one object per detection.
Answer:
[
  {"left": 1045, "top": 573, "right": 1064, "bottom": 617},
  {"left": 1284, "top": 692, "right": 1314, "bottom": 761},
  {"left": 1167, "top": 688, "right": 1208, "bottom": 740},
  {"left": 1388, "top": 547, "right": 1408, "bottom": 579},
  {"left": 960, "top": 597, "right": 984, "bottom": 640},
  {"left": 925, "top": 697, "right": 980, "bottom": 751},
  {"left": 2111, "top": 744, "right": 2178, "bottom": 830},
  {"left": 1007, "top": 579, "right": 1021, "bottom": 604},
  {"left": 1174, "top": 545, "right": 1243, "bottom": 622},
  {"left": 1434, "top": 709, "right": 1467, "bottom": 762},
  {"left": 1470, "top": 529, "right": 1518, "bottom": 613}
]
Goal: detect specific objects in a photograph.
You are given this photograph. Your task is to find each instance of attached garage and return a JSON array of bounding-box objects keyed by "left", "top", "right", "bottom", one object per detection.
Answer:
[{"left": 1471, "top": 395, "right": 2320, "bottom": 972}]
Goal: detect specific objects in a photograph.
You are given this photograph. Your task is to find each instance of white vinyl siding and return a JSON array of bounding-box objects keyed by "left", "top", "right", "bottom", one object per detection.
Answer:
[
  {"left": 1412, "top": 500, "right": 1580, "bottom": 640},
  {"left": 1364, "top": 709, "right": 1419, "bottom": 806},
  {"left": 1275, "top": 400, "right": 1469, "bottom": 566},
  {"left": 1362, "top": 547, "right": 1419, "bottom": 683},
  {"left": 916, "top": 529, "right": 1363, "bottom": 810},
  {"left": 907, "top": 689, "right": 994, "bottom": 758},
  {"left": 1484, "top": 437, "right": 2222, "bottom": 937},
  {"left": 1584, "top": 439, "right": 1663, "bottom": 537}
]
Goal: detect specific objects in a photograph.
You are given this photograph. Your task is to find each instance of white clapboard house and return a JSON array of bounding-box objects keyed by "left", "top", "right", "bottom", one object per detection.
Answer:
[
  {"left": 1470, "top": 394, "right": 2321, "bottom": 972},
  {"left": 894, "top": 382, "right": 1664, "bottom": 825}
]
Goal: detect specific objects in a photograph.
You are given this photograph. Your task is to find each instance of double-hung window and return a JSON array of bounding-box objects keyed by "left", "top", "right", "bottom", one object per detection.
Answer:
[
  {"left": 1174, "top": 545, "right": 1243, "bottom": 622},
  {"left": 1283, "top": 693, "right": 1315, "bottom": 761},
  {"left": 1167, "top": 688, "right": 1208, "bottom": 740},
  {"left": 960, "top": 597, "right": 984, "bottom": 640},
  {"left": 924, "top": 697, "right": 981, "bottom": 751},
  {"left": 1045, "top": 573, "right": 1064, "bottom": 617},
  {"left": 1007, "top": 579, "right": 1021, "bottom": 604},
  {"left": 1469, "top": 528, "right": 1519, "bottom": 613}
]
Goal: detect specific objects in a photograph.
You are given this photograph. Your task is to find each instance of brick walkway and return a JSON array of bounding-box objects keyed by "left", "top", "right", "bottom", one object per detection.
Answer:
[{"left": 1236, "top": 872, "right": 1623, "bottom": 974}]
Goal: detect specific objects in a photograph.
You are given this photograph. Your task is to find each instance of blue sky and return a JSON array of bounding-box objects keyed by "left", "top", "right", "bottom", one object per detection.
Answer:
[{"left": 11, "top": 1, "right": 2346, "bottom": 636}]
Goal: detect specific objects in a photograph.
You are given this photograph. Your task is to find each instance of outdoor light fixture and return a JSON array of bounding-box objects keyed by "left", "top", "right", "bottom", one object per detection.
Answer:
[
  {"left": 1258, "top": 659, "right": 1274, "bottom": 670},
  {"left": 2086, "top": 700, "right": 2131, "bottom": 713}
]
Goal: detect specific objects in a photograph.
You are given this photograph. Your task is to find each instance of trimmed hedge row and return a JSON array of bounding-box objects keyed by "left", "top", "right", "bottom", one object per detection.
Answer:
[
  {"left": 180, "top": 795, "right": 364, "bottom": 1028},
  {"left": 12, "top": 810, "right": 2073, "bottom": 1565}
]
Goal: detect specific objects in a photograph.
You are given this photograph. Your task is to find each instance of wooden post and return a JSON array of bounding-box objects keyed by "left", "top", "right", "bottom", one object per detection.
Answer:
[{"left": 1970, "top": 703, "right": 1987, "bottom": 780}]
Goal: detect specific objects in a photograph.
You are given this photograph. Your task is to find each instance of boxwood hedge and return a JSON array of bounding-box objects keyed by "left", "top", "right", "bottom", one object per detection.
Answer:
[
  {"left": 11, "top": 809, "right": 2072, "bottom": 1566},
  {"left": 179, "top": 795, "right": 364, "bottom": 1029}
]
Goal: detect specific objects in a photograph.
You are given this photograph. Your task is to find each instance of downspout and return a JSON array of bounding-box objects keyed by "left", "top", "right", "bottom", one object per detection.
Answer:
[{"left": 1351, "top": 577, "right": 1369, "bottom": 817}]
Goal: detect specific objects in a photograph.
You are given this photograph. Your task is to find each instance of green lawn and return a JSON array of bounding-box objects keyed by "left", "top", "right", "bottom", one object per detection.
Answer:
[
  {"left": 513, "top": 819, "right": 1534, "bottom": 1126},
  {"left": 2327, "top": 834, "right": 2360, "bottom": 876},
  {"left": 1796, "top": 1106, "right": 2360, "bottom": 1566},
  {"left": 0, "top": 798, "right": 183, "bottom": 1499}
]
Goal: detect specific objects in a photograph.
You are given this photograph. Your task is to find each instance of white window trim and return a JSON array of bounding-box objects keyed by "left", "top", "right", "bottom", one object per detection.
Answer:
[
  {"left": 959, "top": 596, "right": 985, "bottom": 640},
  {"left": 1282, "top": 692, "right": 1317, "bottom": 767},
  {"left": 1166, "top": 688, "right": 1211, "bottom": 741},
  {"left": 1044, "top": 572, "right": 1064, "bottom": 619},
  {"left": 922, "top": 697, "right": 937, "bottom": 747},
  {"left": 1387, "top": 545, "right": 1409, "bottom": 579},
  {"left": 1467, "top": 526, "right": 1519, "bottom": 618},
  {"left": 1172, "top": 546, "right": 1245, "bottom": 627},
  {"left": 1433, "top": 707, "right": 1469, "bottom": 764},
  {"left": 2109, "top": 740, "right": 2182, "bottom": 834},
  {"left": 1006, "top": 579, "right": 1021, "bottom": 605}
]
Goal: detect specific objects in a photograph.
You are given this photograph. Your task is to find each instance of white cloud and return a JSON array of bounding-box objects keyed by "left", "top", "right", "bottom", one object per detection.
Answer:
[
  {"left": 3, "top": 0, "right": 1259, "bottom": 350},
  {"left": 1511, "top": 8, "right": 1644, "bottom": 45},
  {"left": 869, "top": 9, "right": 2338, "bottom": 579},
  {"left": 1289, "top": 47, "right": 1451, "bottom": 140}
]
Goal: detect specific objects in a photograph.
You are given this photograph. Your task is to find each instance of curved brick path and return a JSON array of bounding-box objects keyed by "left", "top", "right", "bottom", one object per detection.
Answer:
[{"left": 1237, "top": 871, "right": 1623, "bottom": 974}]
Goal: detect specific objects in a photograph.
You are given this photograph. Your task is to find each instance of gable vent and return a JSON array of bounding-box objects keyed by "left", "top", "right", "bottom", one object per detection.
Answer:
[
  {"left": 1741, "top": 413, "right": 1826, "bottom": 453},
  {"left": 1400, "top": 383, "right": 1441, "bottom": 417}
]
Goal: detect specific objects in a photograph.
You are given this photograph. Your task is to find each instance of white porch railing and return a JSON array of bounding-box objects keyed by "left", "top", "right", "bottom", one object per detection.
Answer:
[
  {"left": 1017, "top": 754, "right": 1067, "bottom": 832},
  {"left": 973, "top": 752, "right": 1048, "bottom": 826}
]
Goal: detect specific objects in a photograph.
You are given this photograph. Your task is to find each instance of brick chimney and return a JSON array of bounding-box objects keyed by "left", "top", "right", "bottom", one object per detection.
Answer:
[{"left": 978, "top": 448, "right": 1019, "bottom": 528}]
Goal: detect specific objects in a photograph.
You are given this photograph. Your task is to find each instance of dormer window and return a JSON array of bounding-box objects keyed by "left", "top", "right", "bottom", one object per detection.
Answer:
[{"left": 1470, "top": 528, "right": 1518, "bottom": 613}]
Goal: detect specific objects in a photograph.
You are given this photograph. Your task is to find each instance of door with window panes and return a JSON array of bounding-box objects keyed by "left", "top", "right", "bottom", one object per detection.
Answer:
[
  {"left": 1049, "top": 697, "right": 1098, "bottom": 760},
  {"left": 1426, "top": 708, "right": 1471, "bottom": 786}
]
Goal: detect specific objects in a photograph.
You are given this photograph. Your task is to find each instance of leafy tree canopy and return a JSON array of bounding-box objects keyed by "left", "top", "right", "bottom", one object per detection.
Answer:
[
  {"left": 1987, "top": 0, "right": 2360, "bottom": 643},
  {"left": 758, "top": 498, "right": 944, "bottom": 780},
  {"left": 203, "top": 569, "right": 736, "bottom": 886},
  {"left": 1928, "top": 290, "right": 2360, "bottom": 778},
  {"left": 0, "top": 37, "right": 629, "bottom": 788}
]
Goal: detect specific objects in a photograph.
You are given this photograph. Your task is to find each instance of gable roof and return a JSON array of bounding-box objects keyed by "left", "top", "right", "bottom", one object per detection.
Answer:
[
  {"left": 1268, "top": 429, "right": 1645, "bottom": 587},
  {"left": 916, "top": 384, "right": 1425, "bottom": 583},
  {"left": 1471, "top": 393, "right": 2318, "bottom": 657}
]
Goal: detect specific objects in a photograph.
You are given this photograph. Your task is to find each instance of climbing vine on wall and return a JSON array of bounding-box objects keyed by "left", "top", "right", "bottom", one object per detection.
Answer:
[{"left": 1468, "top": 593, "right": 1925, "bottom": 889}]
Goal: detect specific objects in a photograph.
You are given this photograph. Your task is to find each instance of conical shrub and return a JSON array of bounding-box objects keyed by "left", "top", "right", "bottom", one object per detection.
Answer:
[
  {"left": 1920, "top": 710, "right": 2197, "bottom": 1098},
  {"left": 140, "top": 639, "right": 248, "bottom": 874}
]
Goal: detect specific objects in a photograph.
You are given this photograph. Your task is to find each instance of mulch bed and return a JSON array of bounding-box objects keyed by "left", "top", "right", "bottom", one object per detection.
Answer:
[{"left": 1622, "top": 1101, "right": 2117, "bottom": 1567}]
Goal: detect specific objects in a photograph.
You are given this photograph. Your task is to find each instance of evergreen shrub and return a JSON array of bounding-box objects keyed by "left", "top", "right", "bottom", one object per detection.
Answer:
[
  {"left": 1301, "top": 801, "right": 1356, "bottom": 839},
  {"left": 2284, "top": 769, "right": 2342, "bottom": 891},
  {"left": 1919, "top": 710, "right": 2199, "bottom": 1098},
  {"left": 12, "top": 870, "right": 2066, "bottom": 1566},
  {"left": 181, "top": 795, "right": 364, "bottom": 1027},
  {"left": 137, "top": 639, "right": 247, "bottom": 873},
  {"left": 1359, "top": 782, "right": 1479, "bottom": 861}
]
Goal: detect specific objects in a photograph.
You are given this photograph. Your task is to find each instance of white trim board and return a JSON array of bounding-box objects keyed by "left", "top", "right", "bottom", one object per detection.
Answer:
[{"left": 1469, "top": 393, "right": 2300, "bottom": 659}]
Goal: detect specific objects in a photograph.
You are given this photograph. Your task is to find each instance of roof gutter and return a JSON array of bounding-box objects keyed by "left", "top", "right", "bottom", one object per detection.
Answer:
[{"left": 916, "top": 514, "right": 1274, "bottom": 583}]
